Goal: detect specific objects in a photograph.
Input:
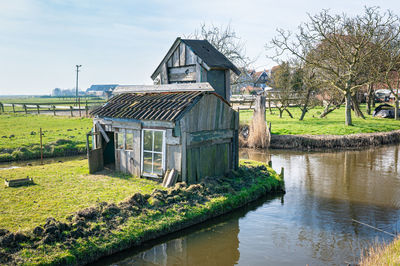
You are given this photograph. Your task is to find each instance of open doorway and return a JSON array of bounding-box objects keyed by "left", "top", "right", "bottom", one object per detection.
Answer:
[{"left": 102, "top": 131, "right": 115, "bottom": 170}]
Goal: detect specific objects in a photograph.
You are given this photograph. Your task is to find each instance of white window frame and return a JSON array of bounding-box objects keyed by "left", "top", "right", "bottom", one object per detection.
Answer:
[{"left": 141, "top": 129, "right": 166, "bottom": 178}]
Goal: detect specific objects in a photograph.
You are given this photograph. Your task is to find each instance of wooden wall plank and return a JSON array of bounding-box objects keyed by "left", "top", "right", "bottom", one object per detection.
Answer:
[
  {"left": 161, "top": 63, "right": 169, "bottom": 84},
  {"left": 179, "top": 42, "right": 186, "bottom": 66},
  {"left": 186, "top": 47, "right": 196, "bottom": 65},
  {"left": 132, "top": 129, "right": 141, "bottom": 176},
  {"left": 168, "top": 72, "right": 196, "bottom": 82},
  {"left": 172, "top": 48, "right": 179, "bottom": 67}
]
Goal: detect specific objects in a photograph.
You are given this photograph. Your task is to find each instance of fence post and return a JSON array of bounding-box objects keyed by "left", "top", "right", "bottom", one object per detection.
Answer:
[
  {"left": 70, "top": 106, "right": 73, "bottom": 117},
  {"left": 12, "top": 104, "right": 15, "bottom": 113},
  {"left": 53, "top": 105, "right": 56, "bottom": 116},
  {"left": 85, "top": 104, "right": 89, "bottom": 117},
  {"left": 0, "top": 103, "right": 3, "bottom": 113},
  {"left": 24, "top": 104, "right": 27, "bottom": 114},
  {"left": 36, "top": 104, "right": 40, "bottom": 114}
]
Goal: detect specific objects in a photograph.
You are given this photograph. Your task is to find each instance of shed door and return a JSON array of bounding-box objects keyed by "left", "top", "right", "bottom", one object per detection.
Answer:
[{"left": 115, "top": 130, "right": 135, "bottom": 174}]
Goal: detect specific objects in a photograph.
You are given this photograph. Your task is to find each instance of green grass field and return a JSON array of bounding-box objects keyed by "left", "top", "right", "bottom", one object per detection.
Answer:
[
  {"left": 0, "top": 113, "right": 92, "bottom": 161},
  {"left": 240, "top": 105, "right": 400, "bottom": 135},
  {"left": 0, "top": 159, "right": 160, "bottom": 231}
]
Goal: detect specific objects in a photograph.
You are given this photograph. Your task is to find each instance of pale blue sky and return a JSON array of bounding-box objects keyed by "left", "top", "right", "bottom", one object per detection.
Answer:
[{"left": 1, "top": 0, "right": 399, "bottom": 95}]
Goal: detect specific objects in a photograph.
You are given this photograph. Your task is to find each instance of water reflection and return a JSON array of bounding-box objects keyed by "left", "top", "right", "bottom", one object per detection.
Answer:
[{"left": 96, "top": 145, "right": 400, "bottom": 265}]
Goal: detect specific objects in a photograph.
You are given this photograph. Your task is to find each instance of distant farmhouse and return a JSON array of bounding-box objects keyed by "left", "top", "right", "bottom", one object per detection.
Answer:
[
  {"left": 86, "top": 84, "right": 118, "bottom": 98},
  {"left": 232, "top": 69, "right": 270, "bottom": 95},
  {"left": 88, "top": 38, "right": 240, "bottom": 185}
]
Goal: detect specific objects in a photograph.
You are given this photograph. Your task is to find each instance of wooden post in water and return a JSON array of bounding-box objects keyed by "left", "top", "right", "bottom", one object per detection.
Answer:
[
  {"left": 70, "top": 106, "right": 73, "bottom": 117},
  {"left": 78, "top": 97, "right": 81, "bottom": 117},
  {"left": 40, "top": 128, "right": 43, "bottom": 165},
  {"left": 248, "top": 95, "right": 269, "bottom": 148}
]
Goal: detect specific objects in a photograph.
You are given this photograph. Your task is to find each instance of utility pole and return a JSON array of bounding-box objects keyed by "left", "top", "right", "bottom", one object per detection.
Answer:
[{"left": 75, "top": 65, "right": 82, "bottom": 105}]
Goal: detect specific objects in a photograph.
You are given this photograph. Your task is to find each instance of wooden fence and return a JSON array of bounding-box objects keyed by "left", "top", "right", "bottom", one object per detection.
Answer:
[{"left": 0, "top": 100, "right": 104, "bottom": 117}]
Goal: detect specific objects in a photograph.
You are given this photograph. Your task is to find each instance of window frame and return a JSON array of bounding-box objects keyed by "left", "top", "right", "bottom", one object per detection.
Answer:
[
  {"left": 115, "top": 129, "right": 125, "bottom": 150},
  {"left": 125, "top": 130, "right": 134, "bottom": 151},
  {"left": 140, "top": 129, "right": 166, "bottom": 178}
]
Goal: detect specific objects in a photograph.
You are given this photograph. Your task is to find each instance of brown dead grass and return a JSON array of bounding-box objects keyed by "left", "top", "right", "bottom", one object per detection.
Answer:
[
  {"left": 360, "top": 236, "right": 400, "bottom": 266},
  {"left": 247, "top": 111, "right": 270, "bottom": 149}
]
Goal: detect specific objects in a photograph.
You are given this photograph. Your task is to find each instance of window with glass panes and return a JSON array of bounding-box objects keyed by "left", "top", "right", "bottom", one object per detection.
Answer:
[
  {"left": 142, "top": 129, "right": 164, "bottom": 176},
  {"left": 116, "top": 132, "right": 124, "bottom": 150},
  {"left": 125, "top": 131, "right": 134, "bottom": 150}
]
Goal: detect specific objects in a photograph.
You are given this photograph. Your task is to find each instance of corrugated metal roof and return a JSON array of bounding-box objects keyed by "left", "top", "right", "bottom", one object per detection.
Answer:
[{"left": 91, "top": 91, "right": 204, "bottom": 122}]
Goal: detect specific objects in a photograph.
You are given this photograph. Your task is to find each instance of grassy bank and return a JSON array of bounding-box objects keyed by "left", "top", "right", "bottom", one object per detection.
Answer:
[
  {"left": 0, "top": 159, "right": 283, "bottom": 265},
  {"left": 0, "top": 114, "right": 92, "bottom": 162},
  {"left": 360, "top": 236, "right": 400, "bottom": 265},
  {"left": 0, "top": 159, "right": 158, "bottom": 231},
  {"left": 240, "top": 105, "right": 400, "bottom": 135}
]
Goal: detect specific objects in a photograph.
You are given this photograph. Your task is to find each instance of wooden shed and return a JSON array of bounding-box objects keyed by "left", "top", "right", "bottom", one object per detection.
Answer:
[
  {"left": 151, "top": 38, "right": 241, "bottom": 102},
  {"left": 88, "top": 83, "right": 239, "bottom": 184}
]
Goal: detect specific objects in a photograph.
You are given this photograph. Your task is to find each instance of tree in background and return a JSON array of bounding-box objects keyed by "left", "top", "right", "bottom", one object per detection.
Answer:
[
  {"left": 268, "top": 62, "right": 294, "bottom": 118},
  {"left": 270, "top": 7, "right": 400, "bottom": 126},
  {"left": 293, "top": 64, "right": 322, "bottom": 121},
  {"left": 378, "top": 32, "right": 400, "bottom": 120},
  {"left": 190, "top": 23, "right": 256, "bottom": 93}
]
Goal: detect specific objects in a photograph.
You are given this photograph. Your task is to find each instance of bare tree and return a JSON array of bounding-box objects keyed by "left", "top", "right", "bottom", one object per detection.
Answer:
[
  {"left": 378, "top": 36, "right": 400, "bottom": 120},
  {"left": 190, "top": 23, "right": 256, "bottom": 92},
  {"left": 268, "top": 62, "right": 294, "bottom": 118},
  {"left": 292, "top": 64, "right": 322, "bottom": 120},
  {"left": 269, "top": 7, "right": 400, "bottom": 126}
]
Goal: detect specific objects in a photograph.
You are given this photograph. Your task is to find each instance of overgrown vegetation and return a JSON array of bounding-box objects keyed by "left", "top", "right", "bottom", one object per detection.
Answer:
[
  {"left": 0, "top": 114, "right": 92, "bottom": 162},
  {"left": 360, "top": 236, "right": 400, "bottom": 265},
  {"left": 0, "top": 159, "right": 284, "bottom": 265},
  {"left": 239, "top": 106, "right": 400, "bottom": 135}
]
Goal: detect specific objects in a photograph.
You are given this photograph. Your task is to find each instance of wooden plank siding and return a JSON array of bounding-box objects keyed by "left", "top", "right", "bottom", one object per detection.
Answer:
[{"left": 180, "top": 93, "right": 238, "bottom": 184}]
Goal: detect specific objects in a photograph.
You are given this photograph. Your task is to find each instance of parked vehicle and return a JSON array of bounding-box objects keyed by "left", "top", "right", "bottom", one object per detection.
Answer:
[{"left": 372, "top": 104, "right": 397, "bottom": 118}]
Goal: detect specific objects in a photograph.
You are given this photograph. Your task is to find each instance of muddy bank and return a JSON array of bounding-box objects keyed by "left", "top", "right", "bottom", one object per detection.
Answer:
[{"left": 0, "top": 160, "right": 284, "bottom": 265}]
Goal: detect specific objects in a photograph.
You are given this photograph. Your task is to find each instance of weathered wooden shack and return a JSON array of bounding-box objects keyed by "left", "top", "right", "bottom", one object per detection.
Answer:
[
  {"left": 88, "top": 83, "right": 239, "bottom": 184},
  {"left": 151, "top": 38, "right": 241, "bottom": 102}
]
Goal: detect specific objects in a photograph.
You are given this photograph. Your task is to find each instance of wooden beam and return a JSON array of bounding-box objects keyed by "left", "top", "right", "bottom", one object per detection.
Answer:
[
  {"left": 95, "top": 121, "right": 110, "bottom": 143},
  {"left": 188, "top": 129, "right": 234, "bottom": 145}
]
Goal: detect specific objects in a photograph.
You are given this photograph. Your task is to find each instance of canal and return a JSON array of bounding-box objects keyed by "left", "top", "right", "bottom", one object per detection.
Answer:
[{"left": 92, "top": 145, "right": 400, "bottom": 265}]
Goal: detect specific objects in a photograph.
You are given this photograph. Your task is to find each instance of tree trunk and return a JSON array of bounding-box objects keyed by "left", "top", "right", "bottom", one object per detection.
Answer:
[
  {"left": 351, "top": 94, "right": 365, "bottom": 119},
  {"left": 285, "top": 108, "right": 293, "bottom": 118},
  {"left": 279, "top": 108, "right": 283, "bottom": 118},
  {"left": 299, "top": 108, "right": 307, "bottom": 121},
  {"left": 395, "top": 96, "right": 399, "bottom": 120},
  {"left": 299, "top": 88, "right": 312, "bottom": 121},
  {"left": 366, "top": 84, "right": 374, "bottom": 115},
  {"left": 345, "top": 92, "right": 352, "bottom": 126}
]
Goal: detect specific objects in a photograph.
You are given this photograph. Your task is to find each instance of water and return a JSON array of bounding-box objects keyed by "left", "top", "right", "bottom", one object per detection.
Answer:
[{"left": 93, "top": 145, "right": 400, "bottom": 266}]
